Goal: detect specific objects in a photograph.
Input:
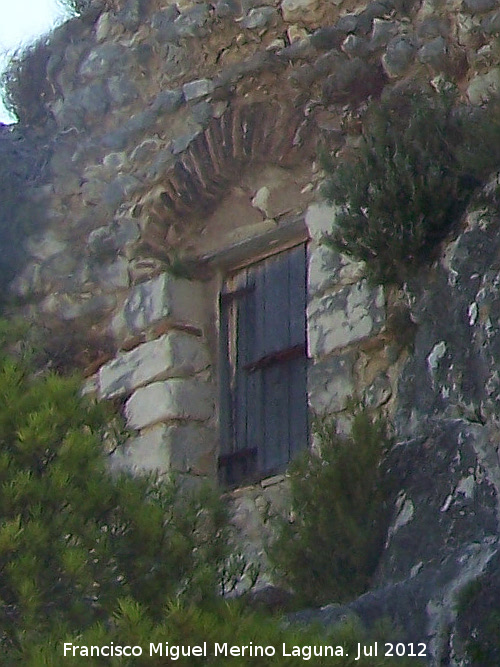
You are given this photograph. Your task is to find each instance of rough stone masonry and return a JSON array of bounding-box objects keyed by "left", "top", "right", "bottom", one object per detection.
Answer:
[{"left": 6, "top": 0, "right": 500, "bottom": 662}]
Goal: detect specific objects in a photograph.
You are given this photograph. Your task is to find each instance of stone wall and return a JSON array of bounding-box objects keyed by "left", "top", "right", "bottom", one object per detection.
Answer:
[
  {"left": 12, "top": 0, "right": 500, "bottom": 481},
  {"left": 8, "top": 0, "right": 500, "bottom": 661}
]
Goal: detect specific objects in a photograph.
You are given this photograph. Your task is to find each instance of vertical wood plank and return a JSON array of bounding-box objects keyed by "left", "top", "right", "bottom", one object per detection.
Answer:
[
  {"left": 218, "top": 297, "right": 233, "bottom": 457},
  {"left": 288, "top": 355, "right": 309, "bottom": 459},
  {"left": 261, "top": 362, "right": 290, "bottom": 475},
  {"left": 262, "top": 252, "right": 290, "bottom": 354},
  {"left": 288, "top": 243, "right": 307, "bottom": 347}
]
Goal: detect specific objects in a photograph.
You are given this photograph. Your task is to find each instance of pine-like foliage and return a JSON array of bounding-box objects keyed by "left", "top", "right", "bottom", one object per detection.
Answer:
[
  {"left": 321, "top": 88, "right": 493, "bottom": 284},
  {"left": 0, "top": 335, "right": 232, "bottom": 657},
  {"left": 269, "top": 410, "right": 392, "bottom": 606},
  {"left": 20, "top": 600, "right": 422, "bottom": 666}
]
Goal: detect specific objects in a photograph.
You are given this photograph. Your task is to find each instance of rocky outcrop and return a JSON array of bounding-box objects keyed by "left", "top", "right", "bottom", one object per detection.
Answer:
[{"left": 293, "top": 200, "right": 500, "bottom": 665}]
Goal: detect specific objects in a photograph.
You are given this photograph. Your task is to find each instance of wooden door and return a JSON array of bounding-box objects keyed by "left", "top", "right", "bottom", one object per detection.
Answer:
[{"left": 219, "top": 244, "right": 308, "bottom": 486}]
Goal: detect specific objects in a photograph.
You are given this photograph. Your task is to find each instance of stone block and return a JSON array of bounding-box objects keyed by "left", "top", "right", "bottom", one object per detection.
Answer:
[
  {"left": 308, "top": 352, "right": 356, "bottom": 414},
  {"left": 242, "top": 7, "right": 277, "bottom": 30},
  {"left": 25, "top": 231, "right": 66, "bottom": 261},
  {"left": 307, "top": 280, "right": 385, "bottom": 357},
  {"left": 88, "top": 220, "right": 140, "bottom": 256},
  {"left": 417, "top": 37, "right": 448, "bottom": 70},
  {"left": 305, "top": 202, "right": 340, "bottom": 241},
  {"left": 99, "top": 332, "right": 210, "bottom": 399},
  {"left": 152, "top": 88, "right": 183, "bottom": 114},
  {"left": 113, "top": 273, "right": 207, "bottom": 337},
  {"left": 382, "top": 36, "right": 416, "bottom": 78},
  {"left": 183, "top": 79, "right": 214, "bottom": 101},
  {"left": 41, "top": 293, "right": 116, "bottom": 322},
  {"left": 95, "top": 257, "right": 130, "bottom": 291},
  {"left": 110, "top": 422, "right": 216, "bottom": 476},
  {"left": 467, "top": 68, "right": 500, "bottom": 104},
  {"left": 125, "top": 379, "right": 214, "bottom": 429},
  {"left": 281, "top": 0, "right": 320, "bottom": 22},
  {"left": 308, "top": 244, "right": 364, "bottom": 296}
]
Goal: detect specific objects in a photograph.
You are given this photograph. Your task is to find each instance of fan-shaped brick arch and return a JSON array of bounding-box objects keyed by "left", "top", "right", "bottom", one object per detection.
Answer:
[{"left": 158, "top": 101, "right": 309, "bottom": 218}]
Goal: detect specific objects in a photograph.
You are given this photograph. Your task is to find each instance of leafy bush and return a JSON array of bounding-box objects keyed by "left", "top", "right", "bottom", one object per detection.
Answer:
[
  {"left": 269, "top": 409, "right": 393, "bottom": 607},
  {"left": 321, "top": 88, "right": 500, "bottom": 284},
  {"left": 0, "top": 335, "right": 238, "bottom": 657},
  {"left": 0, "top": 331, "right": 419, "bottom": 665}
]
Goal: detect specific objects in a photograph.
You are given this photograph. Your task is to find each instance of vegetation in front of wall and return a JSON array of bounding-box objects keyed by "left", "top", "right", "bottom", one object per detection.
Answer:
[
  {"left": 321, "top": 87, "right": 500, "bottom": 285},
  {"left": 455, "top": 571, "right": 500, "bottom": 666},
  {"left": 0, "top": 327, "right": 421, "bottom": 665},
  {"left": 268, "top": 408, "right": 394, "bottom": 607},
  {"left": 17, "top": 602, "right": 423, "bottom": 666},
  {"left": 0, "top": 324, "right": 248, "bottom": 659}
]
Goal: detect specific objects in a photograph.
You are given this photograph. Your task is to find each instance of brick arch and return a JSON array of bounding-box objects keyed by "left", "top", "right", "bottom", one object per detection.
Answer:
[{"left": 158, "top": 101, "right": 309, "bottom": 218}]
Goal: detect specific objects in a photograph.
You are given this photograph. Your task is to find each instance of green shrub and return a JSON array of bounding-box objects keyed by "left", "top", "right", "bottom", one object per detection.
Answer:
[
  {"left": 0, "top": 335, "right": 240, "bottom": 657},
  {"left": 269, "top": 409, "right": 393, "bottom": 607},
  {"left": 321, "top": 88, "right": 500, "bottom": 284},
  {"left": 16, "top": 602, "right": 422, "bottom": 666}
]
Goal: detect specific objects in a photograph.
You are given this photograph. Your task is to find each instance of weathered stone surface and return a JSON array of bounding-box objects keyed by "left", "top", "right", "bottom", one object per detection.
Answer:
[
  {"left": 41, "top": 293, "right": 116, "bottom": 322},
  {"left": 125, "top": 379, "right": 214, "bottom": 429},
  {"left": 304, "top": 202, "right": 339, "bottom": 240},
  {"left": 308, "top": 352, "right": 356, "bottom": 414},
  {"left": 103, "top": 174, "right": 141, "bottom": 210},
  {"left": 174, "top": 4, "right": 210, "bottom": 37},
  {"left": 242, "top": 7, "right": 277, "bottom": 29},
  {"left": 482, "top": 10, "right": 500, "bottom": 34},
  {"left": 363, "top": 372, "right": 391, "bottom": 408},
  {"left": 108, "top": 75, "right": 139, "bottom": 107},
  {"left": 417, "top": 36, "right": 448, "bottom": 69},
  {"left": 183, "top": 79, "right": 214, "bottom": 101},
  {"left": 322, "top": 58, "right": 385, "bottom": 103},
  {"left": 79, "top": 43, "right": 128, "bottom": 79},
  {"left": 151, "top": 88, "right": 183, "bottom": 114},
  {"left": 110, "top": 422, "right": 216, "bottom": 476},
  {"left": 382, "top": 35, "right": 416, "bottom": 77},
  {"left": 292, "top": 419, "right": 499, "bottom": 664},
  {"left": 88, "top": 220, "right": 140, "bottom": 256},
  {"left": 308, "top": 244, "right": 364, "bottom": 296},
  {"left": 99, "top": 331, "right": 210, "bottom": 399},
  {"left": 307, "top": 281, "right": 385, "bottom": 357},
  {"left": 467, "top": 68, "right": 500, "bottom": 104},
  {"left": 281, "top": 0, "right": 319, "bottom": 22},
  {"left": 94, "top": 257, "right": 130, "bottom": 291},
  {"left": 112, "top": 273, "right": 207, "bottom": 337},
  {"left": 463, "top": 0, "right": 497, "bottom": 12},
  {"left": 25, "top": 231, "right": 66, "bottom": 261}
]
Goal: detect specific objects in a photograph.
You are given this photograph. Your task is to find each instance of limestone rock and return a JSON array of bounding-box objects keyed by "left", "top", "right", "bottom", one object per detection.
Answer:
[
  {"left": 99, "top": 331, "right": 210, "bottom": 399},
  {"left": 382, "top": 35, "right": 416, "bottom": 77},
  {"left": 467, "top": 68, "right": 500, "bottom": 104},
  {"left": 183, "top": 79, "right": 214, "bottom": 101},
  {"left": 308, "top": 244, "right": 364, "bottom": 296},
  {"left": 242, "top": 7, "right": 277, "bottom": 30},
  {"left": 110, "top": 422, "right": 216, "bottom": 476},
  {"left": 113, "top": 273, "right": 207, "bottom": 337},
  {"left": 125, "top": 379, "right": 214, "bottom": 429},
  {"left": 304, "top": 202, "right": 339, "bottom": 241},
  {"left": 307, "top": 281, "right": 385, "bottom": 357},
  {"left": 308, "top": 352, "right": 356, "bottom": 414},
  {"left": 281, "top": 0, "right": 320, "bottom": 22}
]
